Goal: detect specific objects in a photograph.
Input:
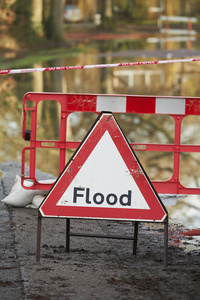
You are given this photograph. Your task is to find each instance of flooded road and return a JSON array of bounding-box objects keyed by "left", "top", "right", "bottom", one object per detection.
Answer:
[{"left": 1, "top": 31, "right": 200, "bottom": 230}]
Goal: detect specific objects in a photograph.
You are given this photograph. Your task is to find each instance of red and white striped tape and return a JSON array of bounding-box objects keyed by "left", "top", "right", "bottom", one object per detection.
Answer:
[{"left": 1, "top": 57, "right": 200, "bottom": 75}]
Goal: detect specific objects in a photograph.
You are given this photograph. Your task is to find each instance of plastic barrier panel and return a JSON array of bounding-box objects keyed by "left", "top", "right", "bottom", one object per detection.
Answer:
[{"left": 21, "top": 92, "right": 200, "bottom": 195}]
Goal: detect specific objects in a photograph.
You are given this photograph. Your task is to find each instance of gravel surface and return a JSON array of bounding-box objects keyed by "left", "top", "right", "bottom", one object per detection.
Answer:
[{"left": 0, "top": 162, "right": 200, "bottom": 300}]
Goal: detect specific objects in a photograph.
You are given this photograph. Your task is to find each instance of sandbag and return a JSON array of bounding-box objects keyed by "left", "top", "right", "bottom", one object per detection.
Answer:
[
  {"left": 26, "top": 195, "right": 45, "bottom": 209},
  {"left": 159, "top": 194, "right": 187, "bottom": 206},
  {"left": 1, "top": 175, "right": 55, "bottom": 207}
]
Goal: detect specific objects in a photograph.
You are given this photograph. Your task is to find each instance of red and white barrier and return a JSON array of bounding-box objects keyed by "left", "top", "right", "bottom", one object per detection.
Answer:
[{"left": 21, "top": 92, "right": 200, "bottom": 196}]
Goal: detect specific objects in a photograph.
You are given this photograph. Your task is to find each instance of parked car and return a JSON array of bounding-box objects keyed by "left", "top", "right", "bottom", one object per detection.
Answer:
[{"left": 63, "top": 5, "right": 83, "bottom": 22}]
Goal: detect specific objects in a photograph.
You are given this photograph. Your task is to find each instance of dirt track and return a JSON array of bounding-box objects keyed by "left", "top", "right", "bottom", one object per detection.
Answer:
[{"left": 0, "top": 162, "right": 200, "bottom": 299}]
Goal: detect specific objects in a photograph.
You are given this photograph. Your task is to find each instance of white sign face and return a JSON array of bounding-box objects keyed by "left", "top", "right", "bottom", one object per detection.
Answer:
[
  {"left": 40, "top": 112, "right": 167, "bottom": 222},
  {"left": 56, "top": 131, "right": 150, "bottom": 210}
]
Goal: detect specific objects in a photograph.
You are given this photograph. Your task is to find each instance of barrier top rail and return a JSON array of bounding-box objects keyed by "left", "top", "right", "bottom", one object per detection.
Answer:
[
  {"left": 22, "top": 92, "right": 200, "bottom": 196},
  {"left": 159, "top": 16, "right": 197, "bottom": 23}
]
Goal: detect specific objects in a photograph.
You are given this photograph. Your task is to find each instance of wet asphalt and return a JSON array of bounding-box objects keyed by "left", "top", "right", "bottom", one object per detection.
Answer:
[
  {"left": 0, "top": 166, "right": 24, "bottom": 299},
  {"left": 0, "top": 162, "right": 200, "bottom": 300}
]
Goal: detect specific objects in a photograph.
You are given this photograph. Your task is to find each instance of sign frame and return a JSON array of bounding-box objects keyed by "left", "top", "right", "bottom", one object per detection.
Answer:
[{"left": 36, "top": 112, "right": 168, "bottom": 266}]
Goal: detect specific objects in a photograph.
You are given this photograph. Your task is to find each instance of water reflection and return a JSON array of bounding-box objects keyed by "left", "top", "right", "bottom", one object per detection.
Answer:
[
  {"left": 147, "top": 36, "right": 197, "bottom": 51},
  {"left": 1, "top": 35, "right": 200, "bottom": 229}
]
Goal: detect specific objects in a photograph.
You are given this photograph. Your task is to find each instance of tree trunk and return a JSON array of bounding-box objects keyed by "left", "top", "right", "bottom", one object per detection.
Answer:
[
  {"left": 43, "top": 0, "right": 64, "bottom": 41},
  {"left": 165, "top": 0, "right": 173, "bottom": 15},
  {"left": 32, "top": 0, "right": 43, "bottom": 35},
  {"left": 102, "top": 0, "right": 114, "bottom": 31},
  {"left": 12, "top": 0, "right": 37, "bottom": 43}
]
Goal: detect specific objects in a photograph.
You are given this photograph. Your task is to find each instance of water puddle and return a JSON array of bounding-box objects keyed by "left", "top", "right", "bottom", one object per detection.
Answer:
[{"left": 146, "top": 222, "right": 200, "bottom": 252}]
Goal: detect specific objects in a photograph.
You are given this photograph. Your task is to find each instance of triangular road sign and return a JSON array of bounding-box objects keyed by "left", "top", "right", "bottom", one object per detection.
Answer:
[{"left": 39, "top": 112, "right": 167, "bottom": 222}]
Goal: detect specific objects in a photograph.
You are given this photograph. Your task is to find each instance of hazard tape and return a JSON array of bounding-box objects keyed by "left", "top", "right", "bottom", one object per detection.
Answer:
[{"left": 1, "top": 57, "right": 200, "bottom": 75}]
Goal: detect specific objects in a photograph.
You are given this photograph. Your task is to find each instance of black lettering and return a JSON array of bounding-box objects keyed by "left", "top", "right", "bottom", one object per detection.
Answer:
[
  {"left": 93, "top": 193, "right": 104, "bottom": 205},
  {"left": 73, "top": 187, "right": 84, "bottom": 203},
  {"left": 85, "top": 188, "right": 91, "bottom": 204},
  {"left": 119, "top": 190, "right": 131, "bottom": 206},
  {"left": 106, "top": 193, "right": 117, "bottom": 205}
]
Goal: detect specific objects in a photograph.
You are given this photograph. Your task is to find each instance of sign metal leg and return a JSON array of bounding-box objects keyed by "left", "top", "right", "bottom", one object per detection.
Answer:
[
  {"left": 133, "top": 221, "right": 139, "bottom": 255},
  {"left": 66, "top": 218, "right": 70, "bottom": 252},
  {"left": 164, "top": 216, "right": 168, "bottom": 267},
  {"left": 36, "top": 212, "right": 42, "bottom": 262}
]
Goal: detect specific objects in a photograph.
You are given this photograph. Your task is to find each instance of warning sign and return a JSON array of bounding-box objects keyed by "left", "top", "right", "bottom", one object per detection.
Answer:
[{"left": 39, "top": 112, "right": 167, "bottom": 222}]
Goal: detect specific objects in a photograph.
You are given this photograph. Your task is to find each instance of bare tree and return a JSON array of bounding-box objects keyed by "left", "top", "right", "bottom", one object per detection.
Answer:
[
  {"left": 102, "top": 0, "right": 115, "bottom": 30},
  {"left": 32, "top": 0, "right": 43, "bottom": 36},
  {"left": 43, "top": 0, "right": 64, "bottom": 41}
]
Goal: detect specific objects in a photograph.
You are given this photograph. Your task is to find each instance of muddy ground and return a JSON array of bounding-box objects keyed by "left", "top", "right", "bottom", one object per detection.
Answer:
[{"left": 0, "top": 162, "right": 200, "bottom": 300}]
